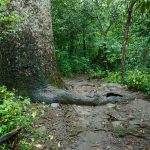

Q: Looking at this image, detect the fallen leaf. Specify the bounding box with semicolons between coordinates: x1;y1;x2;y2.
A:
140;118;144;122
139;129;145;134
125;145;133;150
35;144;42;148
48;134;54;140
58;141;61;148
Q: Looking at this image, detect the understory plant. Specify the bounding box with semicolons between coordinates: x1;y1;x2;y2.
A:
56;49;91;77
0;0;22;38
89;69;107;79
106;69;150;94
0;86;35;149
126;69;150;94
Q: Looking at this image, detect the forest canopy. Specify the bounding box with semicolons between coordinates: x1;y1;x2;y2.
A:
52;0;150;93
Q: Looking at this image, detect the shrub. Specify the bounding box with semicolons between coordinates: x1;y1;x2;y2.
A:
90;69;107;79
107;71;121;83
0;86;34;149
106;70;150;94
71;56;91;73
56;49;91;77
126;70;150;94
56;50;73;77
0;0;21;38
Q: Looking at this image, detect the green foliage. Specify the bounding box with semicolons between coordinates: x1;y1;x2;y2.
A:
106;70;150;94
0;86;34;149
56;50;91;77
112;126;138;137
53;0;149;94
136;0;150;13
71;56;91;73
0;0;21;38
126;70;150;94
56;50;72;77
90;70;107;79
107;71;122;83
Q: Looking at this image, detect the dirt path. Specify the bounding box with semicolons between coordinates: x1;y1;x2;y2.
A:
31;76;150;150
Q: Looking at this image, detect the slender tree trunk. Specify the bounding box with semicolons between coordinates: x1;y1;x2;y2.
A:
121;0;137;82
142;47;149;65
69;32;75;55
81;2;87;57
82;26;86;57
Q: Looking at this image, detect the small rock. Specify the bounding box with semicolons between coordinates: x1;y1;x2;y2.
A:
35;144;43;148
125;145;133;150
129;120;141;128
106;103;116;108
37;125;47;134
51;103;60;108
140;120;150;128
128;115;135;120
112;121;123;127
106;145;111;150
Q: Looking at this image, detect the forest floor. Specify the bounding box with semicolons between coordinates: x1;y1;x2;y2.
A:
30;75;150;150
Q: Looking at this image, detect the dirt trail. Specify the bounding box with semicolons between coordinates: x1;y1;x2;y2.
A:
32;76;150;150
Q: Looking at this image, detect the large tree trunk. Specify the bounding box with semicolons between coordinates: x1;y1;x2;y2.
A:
1;0;64;95
0;0;131;105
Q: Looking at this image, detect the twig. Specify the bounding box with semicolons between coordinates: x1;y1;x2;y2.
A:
0;127;23;150
118;132;149;140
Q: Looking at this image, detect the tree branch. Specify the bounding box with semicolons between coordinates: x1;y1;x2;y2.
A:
0;127;23;144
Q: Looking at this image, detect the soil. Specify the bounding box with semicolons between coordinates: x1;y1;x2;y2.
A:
30;75;150;150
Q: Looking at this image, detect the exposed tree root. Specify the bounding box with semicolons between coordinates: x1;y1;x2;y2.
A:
118;132;150;140
31;85;100;106
31;85;132;106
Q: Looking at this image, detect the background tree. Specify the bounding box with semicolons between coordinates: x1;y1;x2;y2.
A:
52;0;149;93
121;0;138;82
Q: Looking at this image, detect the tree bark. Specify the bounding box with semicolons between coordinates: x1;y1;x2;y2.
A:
82;25;86;57
0;0;64;96
121;0;138;82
